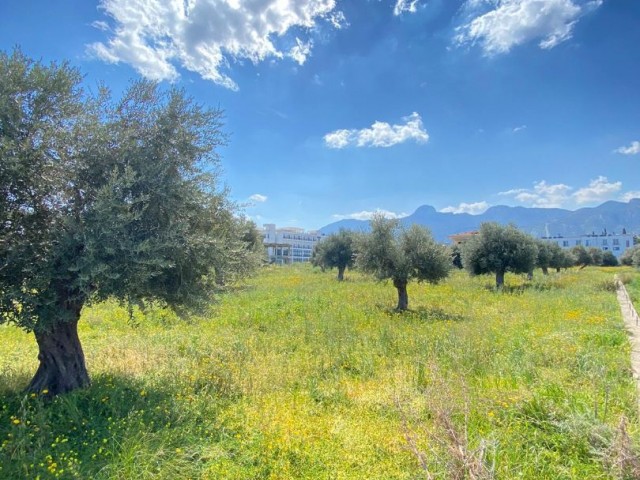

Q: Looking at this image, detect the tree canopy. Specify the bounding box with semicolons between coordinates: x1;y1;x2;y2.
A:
0;50;257;394
356;216;450;310
311;229;356;280
461;223;538;288
570;245;592;269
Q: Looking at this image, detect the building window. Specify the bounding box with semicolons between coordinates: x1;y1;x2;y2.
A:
575;240;581;246
613;239;619;246
585;240;590;246
562;241;569;247
602;239;608;246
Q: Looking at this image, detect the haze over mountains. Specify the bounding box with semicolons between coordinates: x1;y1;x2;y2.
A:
319;199;640;243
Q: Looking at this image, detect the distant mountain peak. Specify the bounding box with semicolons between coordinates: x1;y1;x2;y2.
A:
319;199;640;242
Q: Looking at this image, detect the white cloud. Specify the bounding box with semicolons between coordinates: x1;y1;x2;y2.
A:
329;10;349;29
512;124;527;133
249;193;268;203
455;0;602;56
332;209;408;221
289;38;313;65
500;177;626;208
573;176;622;204
615;141;640;155
621;191;640;202
394;0;419;16
88;0;340;90
440;201;490;215
324;112;429;149
499;180;572;207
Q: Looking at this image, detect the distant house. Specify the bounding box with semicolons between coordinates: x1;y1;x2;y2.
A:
448;231;479;245
541;231;634;258
261;224;326;264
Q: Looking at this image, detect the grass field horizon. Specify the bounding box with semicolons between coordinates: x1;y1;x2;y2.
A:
2;265;640;479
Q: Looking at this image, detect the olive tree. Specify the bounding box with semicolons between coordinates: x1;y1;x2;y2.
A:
621;245;640;266
601;251;618;267
0;51;256;395
549;243;575;272
588;247;604;266
461;223;538;288
571;245;593;269
311;229;356;281
535;240;554;275
356;216;450;311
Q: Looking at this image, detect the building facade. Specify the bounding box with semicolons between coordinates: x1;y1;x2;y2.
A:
262;224;326;264
541;232;634;258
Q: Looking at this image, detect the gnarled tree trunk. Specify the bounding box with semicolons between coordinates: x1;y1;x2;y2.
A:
542;266;549;275
27;308;90;396
337;266;345;281
495;270;505;289
394;279;409;311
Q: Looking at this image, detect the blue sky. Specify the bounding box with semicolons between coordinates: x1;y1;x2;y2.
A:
2;0;639;230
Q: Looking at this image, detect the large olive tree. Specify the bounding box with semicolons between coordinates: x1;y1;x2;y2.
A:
356;216;450;311
0;51;255;395
461;223;538;288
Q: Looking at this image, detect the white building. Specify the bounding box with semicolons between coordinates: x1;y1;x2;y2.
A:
541;231;634;258
262;224;326;264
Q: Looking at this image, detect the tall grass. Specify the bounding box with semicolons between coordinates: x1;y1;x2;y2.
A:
1;266;639;479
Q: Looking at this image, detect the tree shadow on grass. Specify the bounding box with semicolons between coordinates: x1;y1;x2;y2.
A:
381;305;467;322
0;372;235;479
482;280;560;295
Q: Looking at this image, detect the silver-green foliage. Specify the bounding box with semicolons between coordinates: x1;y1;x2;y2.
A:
461;223;538;287
356;215;450;309
0;50;255;333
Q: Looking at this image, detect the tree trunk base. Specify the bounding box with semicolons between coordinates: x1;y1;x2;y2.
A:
394;280;409;311
27;319;90;396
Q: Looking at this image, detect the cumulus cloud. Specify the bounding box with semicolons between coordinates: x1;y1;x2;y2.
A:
499;180;572;207
455;0;602;55
249;193;268;203
88;0;340;90
512;124;527;133
394;0;419;16
500;176;625;208
440;201;490;215
615;141;640;155
621;191;640;202
573;176;622;204
332;209;408;221
324;112;429;149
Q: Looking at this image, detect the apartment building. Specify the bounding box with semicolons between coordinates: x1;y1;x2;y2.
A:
541;231;634;258
262;224;326;264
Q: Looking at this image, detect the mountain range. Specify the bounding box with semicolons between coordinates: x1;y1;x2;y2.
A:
319;199;640;242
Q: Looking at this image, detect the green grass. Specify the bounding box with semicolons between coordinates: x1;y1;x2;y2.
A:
1;266;640;479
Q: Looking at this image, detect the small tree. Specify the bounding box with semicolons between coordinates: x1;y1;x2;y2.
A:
621;245;640;266
461;223;538;289
535;240;554;275
588;247;604;266
311;229;356;280
601;251;619;267
571;245;593;269
549;244;575;272
357;216;450;310
0;51;256;395
450;244;464;269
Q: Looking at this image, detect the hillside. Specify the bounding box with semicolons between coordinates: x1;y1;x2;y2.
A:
320;198;640;242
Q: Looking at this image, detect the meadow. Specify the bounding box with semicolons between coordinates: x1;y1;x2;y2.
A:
1;265;639;479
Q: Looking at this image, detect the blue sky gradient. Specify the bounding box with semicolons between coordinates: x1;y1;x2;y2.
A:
2;0;638;229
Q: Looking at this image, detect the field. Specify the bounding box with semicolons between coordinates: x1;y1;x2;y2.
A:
1;266;640;479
